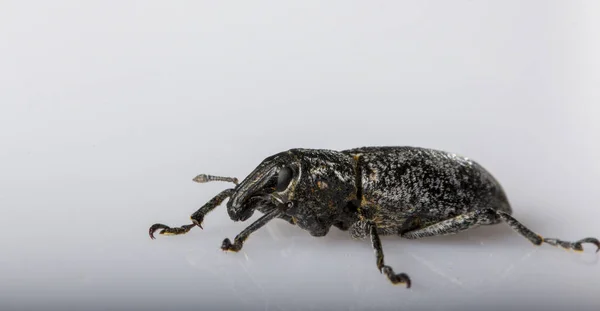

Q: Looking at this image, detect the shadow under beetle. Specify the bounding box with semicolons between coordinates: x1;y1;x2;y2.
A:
149;146;599;288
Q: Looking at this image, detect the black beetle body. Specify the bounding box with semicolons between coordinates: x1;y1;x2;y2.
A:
150;146;598;288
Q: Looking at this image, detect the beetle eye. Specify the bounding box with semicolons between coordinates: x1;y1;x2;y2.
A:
276;166;294;192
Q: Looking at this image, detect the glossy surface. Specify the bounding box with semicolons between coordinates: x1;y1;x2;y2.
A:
1;1;599;310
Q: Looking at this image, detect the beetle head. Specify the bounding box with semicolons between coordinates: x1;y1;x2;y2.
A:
227;149;357;237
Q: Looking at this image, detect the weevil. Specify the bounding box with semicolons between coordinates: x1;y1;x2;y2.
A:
149;146;599;288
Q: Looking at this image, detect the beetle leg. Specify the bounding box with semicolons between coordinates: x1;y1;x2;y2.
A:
149;188;235;239
221;208;282;252
149;223;195;239
496;211;600;253
400;209;496;239
189;188;236;228
366;221;411;288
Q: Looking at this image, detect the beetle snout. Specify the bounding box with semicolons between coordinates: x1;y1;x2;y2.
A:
227;204;254;222
227;191;264;222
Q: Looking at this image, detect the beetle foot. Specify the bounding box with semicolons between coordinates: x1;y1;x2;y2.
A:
543;237;600;252
579;237;600;253
380;265;411;288
573;237;600;252
221;238;242;252
149;223;195;239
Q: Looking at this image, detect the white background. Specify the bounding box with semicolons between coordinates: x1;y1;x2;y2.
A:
1;1;599;310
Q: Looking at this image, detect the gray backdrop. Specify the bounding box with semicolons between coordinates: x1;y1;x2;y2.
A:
1;1;599;310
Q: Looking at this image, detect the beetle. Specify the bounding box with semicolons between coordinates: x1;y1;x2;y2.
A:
149;146;599;288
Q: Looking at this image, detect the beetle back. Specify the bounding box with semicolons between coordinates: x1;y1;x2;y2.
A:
343;147;511;232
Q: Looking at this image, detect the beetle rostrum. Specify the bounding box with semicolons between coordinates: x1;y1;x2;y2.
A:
149;146;599;288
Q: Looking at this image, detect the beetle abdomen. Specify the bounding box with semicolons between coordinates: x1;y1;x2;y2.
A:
344;147;511;222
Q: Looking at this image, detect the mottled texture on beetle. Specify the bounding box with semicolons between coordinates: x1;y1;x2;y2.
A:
149;146;599;288
343;147;511;238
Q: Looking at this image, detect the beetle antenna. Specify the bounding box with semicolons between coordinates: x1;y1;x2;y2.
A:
193;174;239;185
